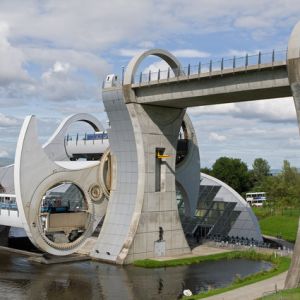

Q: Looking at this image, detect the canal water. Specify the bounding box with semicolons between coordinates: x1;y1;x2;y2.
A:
0;252;272;300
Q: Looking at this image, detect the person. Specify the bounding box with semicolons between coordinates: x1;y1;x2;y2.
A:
159;226;164;241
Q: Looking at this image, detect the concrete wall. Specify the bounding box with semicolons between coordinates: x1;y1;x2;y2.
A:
92;84;191;264
133;64;290;108
0;210;23;228
285;20;300;289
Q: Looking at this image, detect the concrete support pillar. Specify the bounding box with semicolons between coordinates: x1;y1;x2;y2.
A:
285;20;300;289
175;114;200;217
288;20;300;136
125;104;191;263
285;218;300;288
92;87;191;263
92;49;192;263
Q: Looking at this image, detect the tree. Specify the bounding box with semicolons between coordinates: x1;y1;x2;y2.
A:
250;158;271;188
259;160;300;208
211;157;250;194
252;158;270;180
200;167;212;175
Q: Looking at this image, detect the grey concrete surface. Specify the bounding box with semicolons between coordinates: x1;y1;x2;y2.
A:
285;218;300;289
92;83;191;263
132;63;291;108
204;271;287;300
175;114;200;217
285;20;300;289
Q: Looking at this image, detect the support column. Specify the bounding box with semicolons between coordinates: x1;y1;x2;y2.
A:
92;85;191;264
285;20;300;289
285;218;300;288
288;35;300;134
92;49;192;264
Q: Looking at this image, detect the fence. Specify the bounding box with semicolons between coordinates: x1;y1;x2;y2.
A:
127;49;287;84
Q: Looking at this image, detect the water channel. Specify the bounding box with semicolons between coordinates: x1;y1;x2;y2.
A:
0;252;272;300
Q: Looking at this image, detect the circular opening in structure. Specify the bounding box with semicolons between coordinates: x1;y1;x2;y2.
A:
176;186;185;217
39;182;90;246
64;121;109;161
176;121;189;165
133;56;176;84
99;151;112;197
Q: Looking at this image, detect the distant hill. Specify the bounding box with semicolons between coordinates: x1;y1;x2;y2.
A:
270;169;281;176
270;168;300;175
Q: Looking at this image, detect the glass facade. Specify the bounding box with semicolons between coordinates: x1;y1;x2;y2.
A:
177;174;262;248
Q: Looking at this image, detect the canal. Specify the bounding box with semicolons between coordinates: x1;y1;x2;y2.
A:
0;252;272;299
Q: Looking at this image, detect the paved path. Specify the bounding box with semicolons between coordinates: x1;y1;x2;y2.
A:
204;271;287;300
152;245;231;261
263;234;294;250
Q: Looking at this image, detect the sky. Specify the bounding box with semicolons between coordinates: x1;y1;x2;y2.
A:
1;0;300;169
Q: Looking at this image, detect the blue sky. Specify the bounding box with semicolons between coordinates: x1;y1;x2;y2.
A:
1;0;300;168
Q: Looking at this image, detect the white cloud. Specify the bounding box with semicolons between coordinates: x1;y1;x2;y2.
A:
189;103;241;116
42;61;71;79
234;16;269;29
39;61;94;102
171;49;210;58
0;1;156;51
225;49;261;57
236;98;297;122
118;48;146;57
0;0;299;53
209;132;227;142
194;112;300;168
119;48;210;59
143;60;169;72
141;60;175;81
0;150;8;158
138;41;155;48
0;113;18;126
288;137;300;147
24;47;111;77
189;98;296;123
0;21;29;84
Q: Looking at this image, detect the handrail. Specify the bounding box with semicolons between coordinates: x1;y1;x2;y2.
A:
103;49;288;86
132;49;287;84
64;132;109;143
0;193;19;213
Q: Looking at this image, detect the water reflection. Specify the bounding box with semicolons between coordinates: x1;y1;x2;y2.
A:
0;252;272;300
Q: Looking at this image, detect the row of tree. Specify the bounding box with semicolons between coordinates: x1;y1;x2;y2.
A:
201;157;300;208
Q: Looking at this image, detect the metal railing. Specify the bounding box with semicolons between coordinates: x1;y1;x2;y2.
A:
262;285;280;297
0;193;19;216
65;133;109;145
0;203;19;217
123;49;287;85
208;240;293;256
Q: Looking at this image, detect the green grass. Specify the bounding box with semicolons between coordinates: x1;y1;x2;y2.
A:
252;207;300;219
182;255;290;299
252;207;299;243
134;250;276;268
259;216;298;243
134;250;290;300
259;287;300;299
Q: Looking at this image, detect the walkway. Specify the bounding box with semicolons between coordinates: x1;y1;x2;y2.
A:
263;234;294;250
204;271;287;300
152;245;231;261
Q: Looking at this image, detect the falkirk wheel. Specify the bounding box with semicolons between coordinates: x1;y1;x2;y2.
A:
1;20;300;271
0;109;262;262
